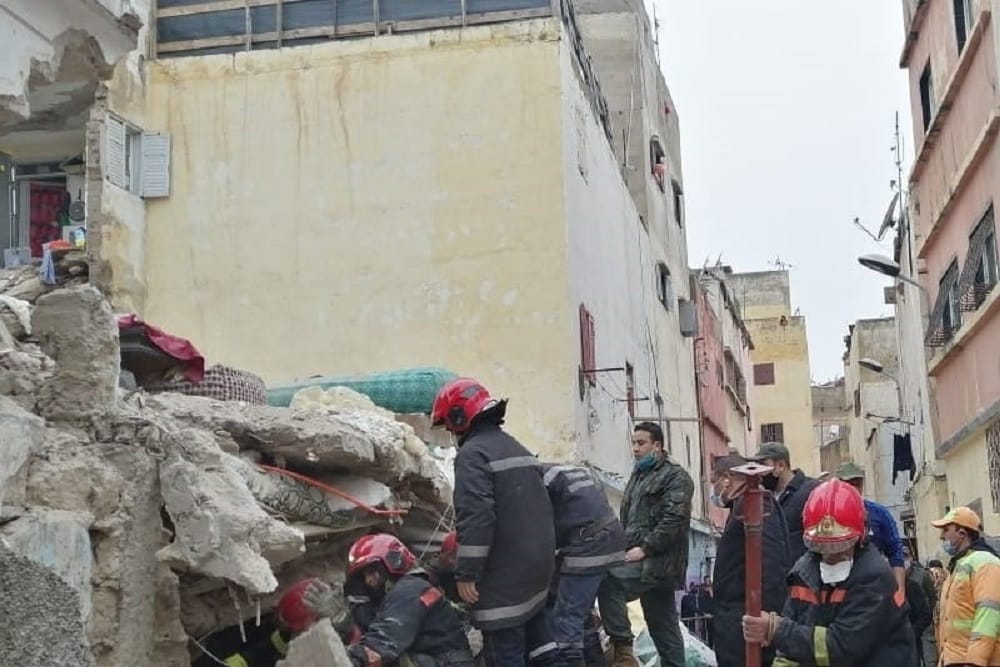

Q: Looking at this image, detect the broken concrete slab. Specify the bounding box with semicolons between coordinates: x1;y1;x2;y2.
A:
142;393;448;505
230;455;394;532
0;396;47;510
0;509;94;621
25;443;126;521
276;618;353;667
0;542;94;667
157;428;304;594
32;286;120;420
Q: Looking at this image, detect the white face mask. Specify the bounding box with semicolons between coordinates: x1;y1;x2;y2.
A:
819;559;854;584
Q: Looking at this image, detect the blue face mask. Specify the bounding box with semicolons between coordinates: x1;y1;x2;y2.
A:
942;540;959;556
634;452;657;472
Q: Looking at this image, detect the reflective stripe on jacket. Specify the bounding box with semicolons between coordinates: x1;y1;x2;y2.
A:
938;545;1000;666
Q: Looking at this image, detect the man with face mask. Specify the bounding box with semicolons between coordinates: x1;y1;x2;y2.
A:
931;506;1000;667
741;478;917;666
597;422;693;667
709;455;789;667
751;442;820;564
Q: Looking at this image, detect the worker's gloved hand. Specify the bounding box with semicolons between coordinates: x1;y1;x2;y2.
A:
303;581;350;631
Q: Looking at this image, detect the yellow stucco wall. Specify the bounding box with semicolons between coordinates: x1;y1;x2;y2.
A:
745;316;817;476
111;20;584;456
945;431;999;535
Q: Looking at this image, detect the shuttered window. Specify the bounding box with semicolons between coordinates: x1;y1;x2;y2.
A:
579;304;596;387
104;114;171;199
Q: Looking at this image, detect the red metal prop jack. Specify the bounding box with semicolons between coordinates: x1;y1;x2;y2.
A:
731;461;773;667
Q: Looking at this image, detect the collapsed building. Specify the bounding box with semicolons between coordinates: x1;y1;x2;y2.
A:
0;262;455;666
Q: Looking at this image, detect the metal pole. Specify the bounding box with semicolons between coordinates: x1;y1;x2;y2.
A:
733;461;772;667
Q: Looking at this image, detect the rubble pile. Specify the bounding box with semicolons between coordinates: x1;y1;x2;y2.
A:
0;275;453;666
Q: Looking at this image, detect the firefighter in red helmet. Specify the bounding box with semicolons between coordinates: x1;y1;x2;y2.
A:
741;479;917;666
191;579;319;667
431;378;555;667
302;533;475;667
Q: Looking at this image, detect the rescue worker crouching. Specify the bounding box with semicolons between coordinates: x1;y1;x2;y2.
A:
741;478;917;666
304;533;476;667
192;579;316;667
531;463;625;667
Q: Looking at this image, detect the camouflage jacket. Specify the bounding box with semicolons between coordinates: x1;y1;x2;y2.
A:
620;455;694;588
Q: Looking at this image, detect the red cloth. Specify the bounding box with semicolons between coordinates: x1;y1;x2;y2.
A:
117;314;205;383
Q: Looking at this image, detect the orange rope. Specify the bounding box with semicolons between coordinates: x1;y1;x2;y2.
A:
256;464;408;517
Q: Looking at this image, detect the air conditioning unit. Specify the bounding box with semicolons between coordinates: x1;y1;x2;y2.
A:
678;299;698;337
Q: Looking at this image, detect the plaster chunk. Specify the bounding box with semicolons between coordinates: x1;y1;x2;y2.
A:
276;618;353;667
157;429;304;594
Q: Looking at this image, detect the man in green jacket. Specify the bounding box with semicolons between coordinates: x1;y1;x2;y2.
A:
597;422;694;667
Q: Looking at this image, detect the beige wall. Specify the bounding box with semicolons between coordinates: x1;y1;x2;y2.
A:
744;316;817;475
108;20;589;458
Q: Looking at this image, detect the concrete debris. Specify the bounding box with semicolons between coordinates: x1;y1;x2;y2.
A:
157;429;305;594
0;287;454;666
0;542;95;667
0;295;32;337
276;618;353;667
0;396;47;510
144;392;453;510
0;509;94;620
32;286;120;421
231;455;394;531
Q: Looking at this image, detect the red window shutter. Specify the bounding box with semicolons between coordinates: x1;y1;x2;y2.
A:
580;305;596;386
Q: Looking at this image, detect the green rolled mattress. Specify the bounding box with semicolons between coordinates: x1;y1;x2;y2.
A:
267;366;458;414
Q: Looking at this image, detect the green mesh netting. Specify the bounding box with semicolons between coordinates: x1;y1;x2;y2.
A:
267;367;458;414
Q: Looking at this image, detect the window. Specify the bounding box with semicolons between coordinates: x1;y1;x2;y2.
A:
671;180;684;227
579;305;596;386
753;363;775;386
650;135;666;192
760;422;784;444
926;261;962;346
104;114;171;198
957;206;997;312
919;62;935;132
942;271;962;335
716;360;725;388
657;263;674;311
954;0;974;52
854;386;862;418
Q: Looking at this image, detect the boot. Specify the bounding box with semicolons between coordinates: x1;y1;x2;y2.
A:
610;641;639;667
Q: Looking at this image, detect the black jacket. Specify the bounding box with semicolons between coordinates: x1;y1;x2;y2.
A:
542;464;626;574
453;422;555;630
775;470;820;564
712;493;790;667
771;542;916;667
905;575;932;639
349;573;472;666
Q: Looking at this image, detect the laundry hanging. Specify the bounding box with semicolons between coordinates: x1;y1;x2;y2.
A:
893;433;917;484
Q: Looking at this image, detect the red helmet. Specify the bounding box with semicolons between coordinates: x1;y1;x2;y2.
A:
277;578;321;633
347;533;416;578
431;377;497;433
440;531;458;557
802;479;866;554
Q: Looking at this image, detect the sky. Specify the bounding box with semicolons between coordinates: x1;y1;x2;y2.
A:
652;0;913;382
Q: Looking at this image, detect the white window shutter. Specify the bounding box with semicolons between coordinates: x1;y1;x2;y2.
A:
105;115;127;188
140;133;171;198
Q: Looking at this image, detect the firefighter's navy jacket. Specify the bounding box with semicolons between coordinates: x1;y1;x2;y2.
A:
771;541;916;667
541;464;626;574
348;573;473;666
454;421;556;631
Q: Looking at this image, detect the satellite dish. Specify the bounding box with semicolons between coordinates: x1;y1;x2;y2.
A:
877;192;900;240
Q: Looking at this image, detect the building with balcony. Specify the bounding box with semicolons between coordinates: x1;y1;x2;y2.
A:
900;0;1000;536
